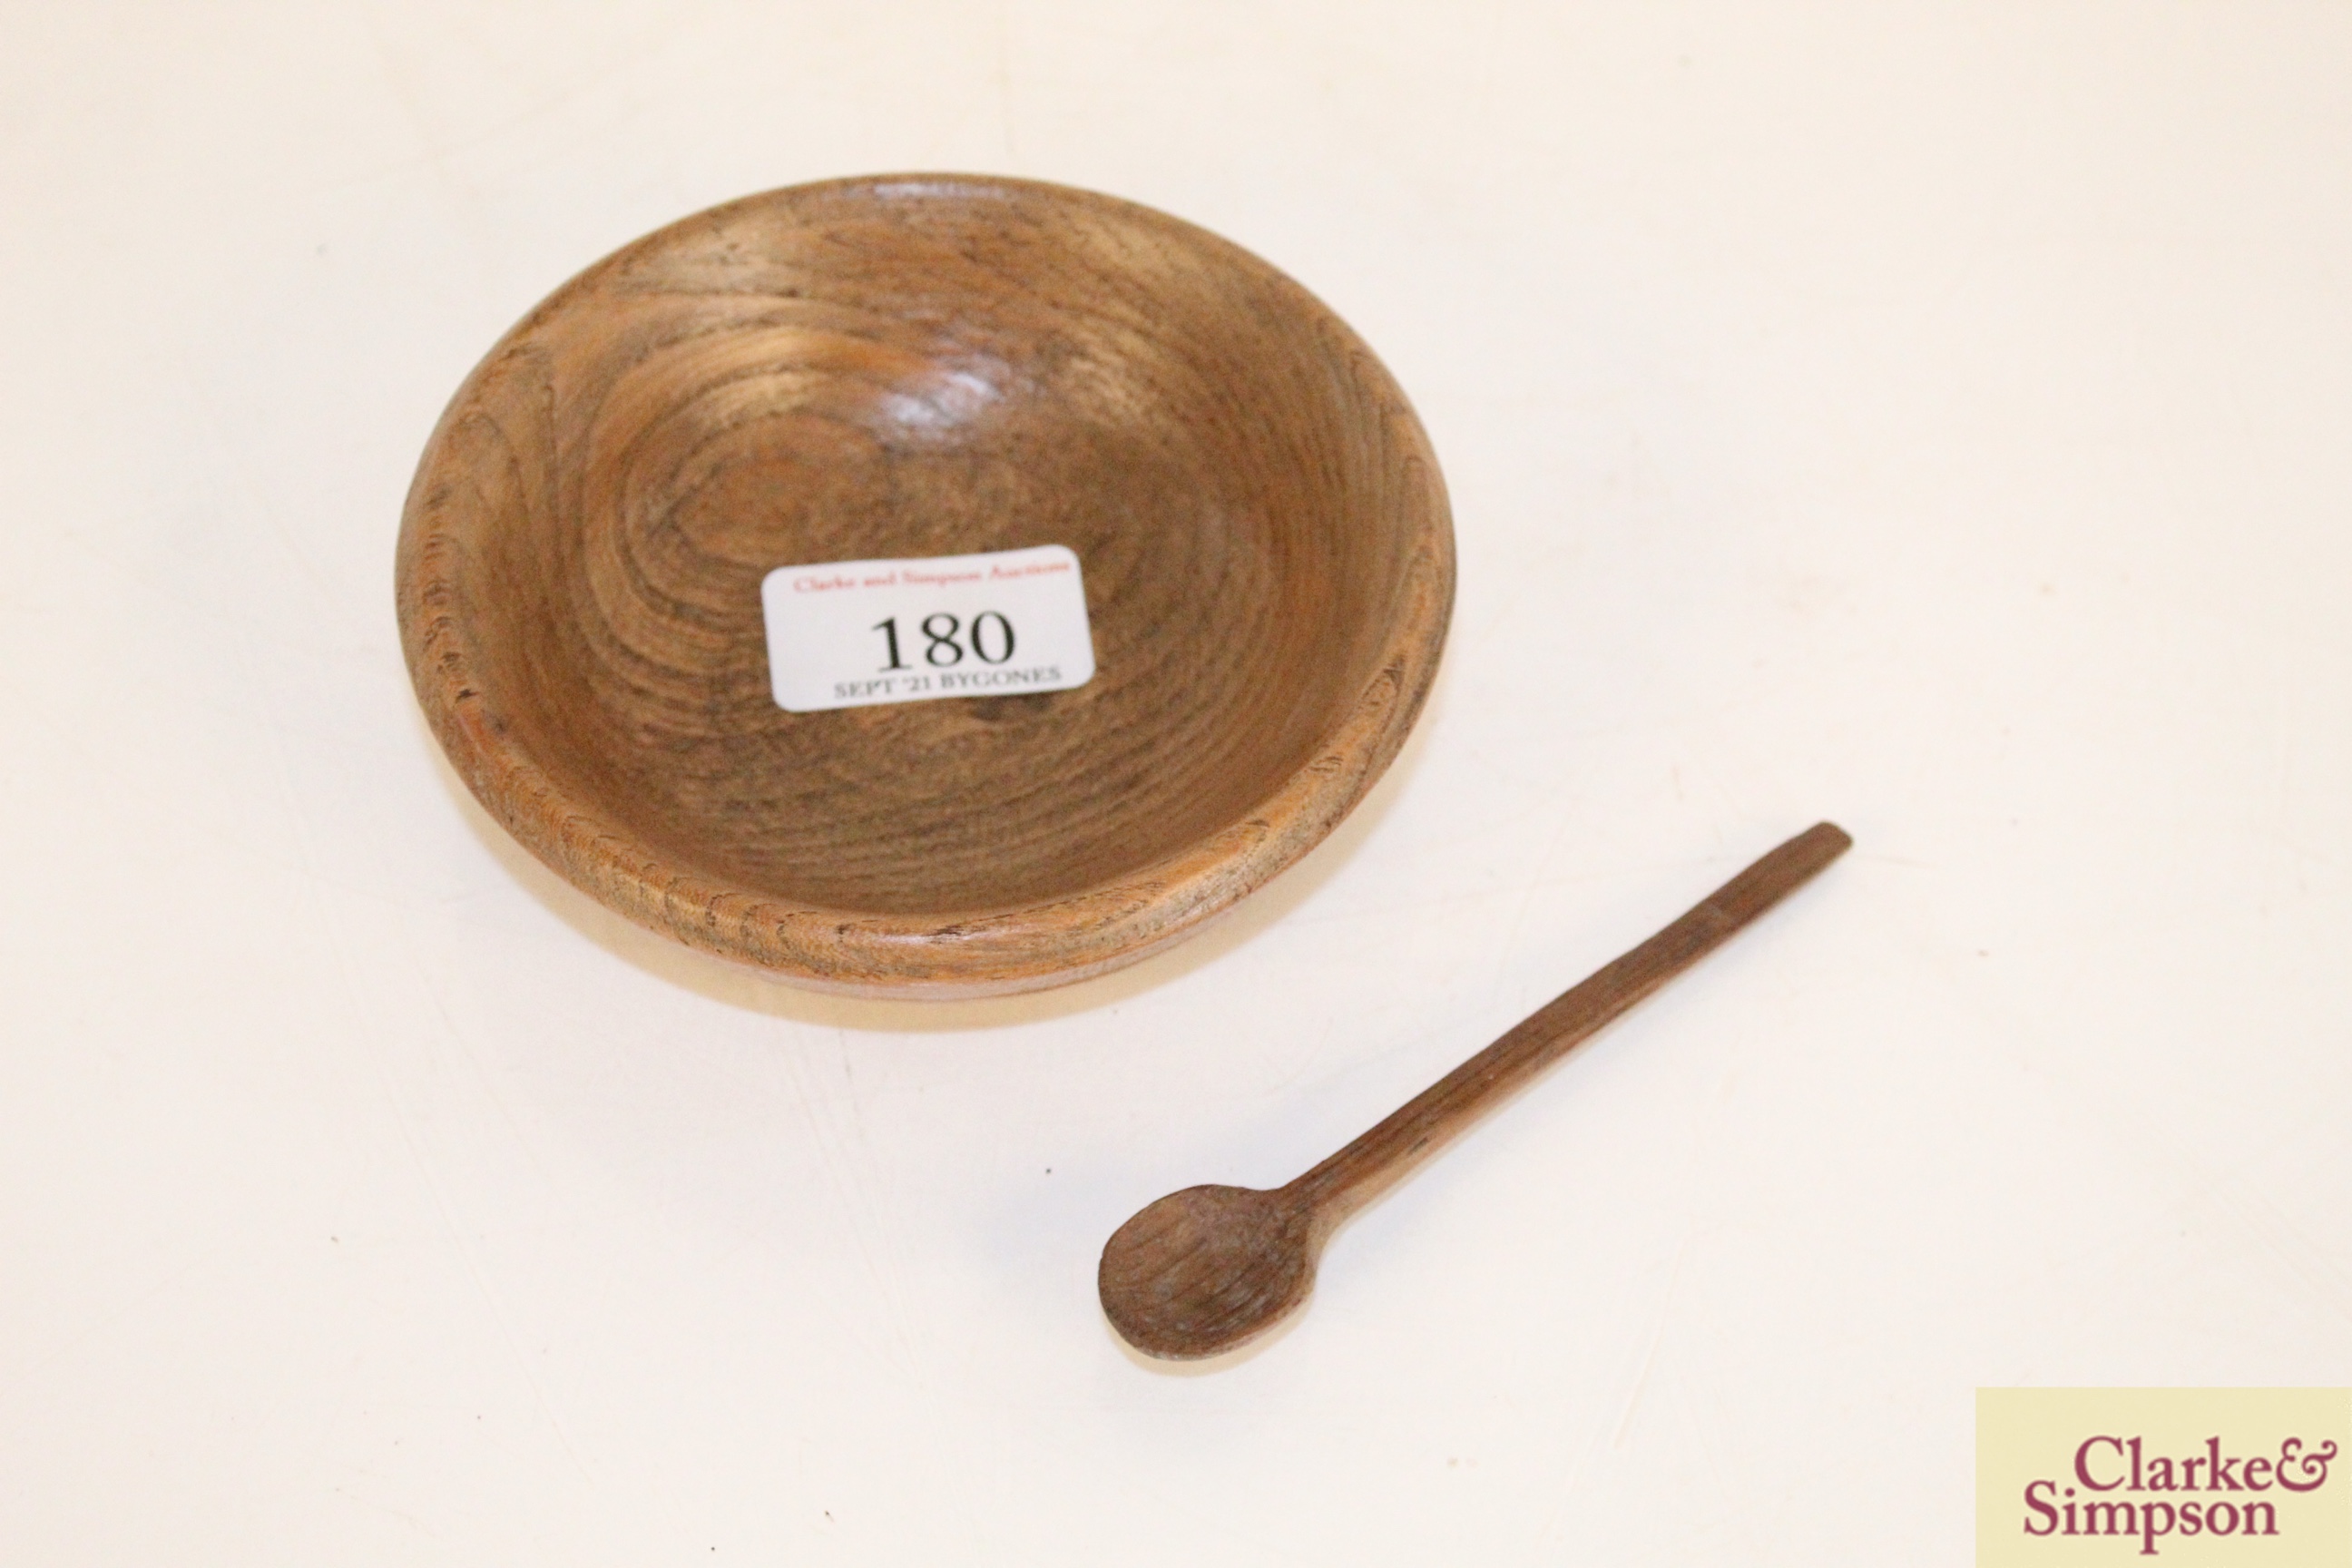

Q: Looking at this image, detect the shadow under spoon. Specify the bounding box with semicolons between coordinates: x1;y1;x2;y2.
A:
1098;820;1853;1360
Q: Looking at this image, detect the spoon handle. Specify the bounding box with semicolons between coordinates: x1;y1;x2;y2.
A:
1289;822;1852;1222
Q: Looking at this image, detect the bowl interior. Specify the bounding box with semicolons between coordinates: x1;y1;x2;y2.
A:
414;176;1443;933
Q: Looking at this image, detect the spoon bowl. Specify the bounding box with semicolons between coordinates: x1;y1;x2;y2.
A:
1098;1184;1319;1359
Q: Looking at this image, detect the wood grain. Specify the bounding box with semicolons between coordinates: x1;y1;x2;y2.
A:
397;175;1454;996
1100;823;1851;1358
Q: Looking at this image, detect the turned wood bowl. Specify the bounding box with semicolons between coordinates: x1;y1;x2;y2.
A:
397;174;1453;997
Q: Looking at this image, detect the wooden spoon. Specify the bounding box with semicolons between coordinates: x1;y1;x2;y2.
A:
1099;821;1852;1359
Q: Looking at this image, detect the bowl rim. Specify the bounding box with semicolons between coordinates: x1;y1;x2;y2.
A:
397;172;1454;999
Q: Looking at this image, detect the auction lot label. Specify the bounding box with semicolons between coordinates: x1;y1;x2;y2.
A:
1979;1388;2347;1565
760;544;1095;713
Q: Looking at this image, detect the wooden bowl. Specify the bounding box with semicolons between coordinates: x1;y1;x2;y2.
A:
397;175;1453;997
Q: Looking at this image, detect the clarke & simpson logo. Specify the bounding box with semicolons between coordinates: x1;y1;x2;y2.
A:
1979;1389;2349;1566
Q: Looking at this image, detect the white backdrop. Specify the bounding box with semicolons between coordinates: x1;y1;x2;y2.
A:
5;5;2348;1563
